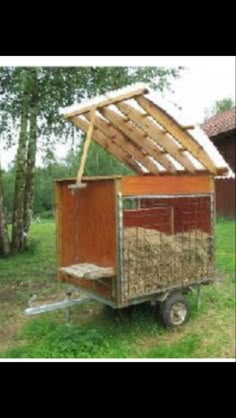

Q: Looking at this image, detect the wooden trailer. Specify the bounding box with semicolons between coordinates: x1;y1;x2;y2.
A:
26;85;234;327
52;85;234;327
56;174;215;310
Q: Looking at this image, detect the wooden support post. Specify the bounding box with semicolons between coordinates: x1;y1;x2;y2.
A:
76;108;96;184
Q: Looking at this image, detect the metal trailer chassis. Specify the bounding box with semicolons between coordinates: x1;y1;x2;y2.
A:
24;281;206;328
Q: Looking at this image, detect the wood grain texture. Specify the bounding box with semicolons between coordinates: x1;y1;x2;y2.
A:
215;178;235;218
136;96;217;175
72;116;142;173
140;196;212;234
122;175;213;196
55;179;118;299
116;101;195;173
64;87;147;118
76;109;96;182
55;183;63;280
124;207;173;234
84;111;160;174
63;275;113;299
59;263;115;280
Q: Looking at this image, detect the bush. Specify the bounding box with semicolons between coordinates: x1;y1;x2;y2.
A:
35;211;54;220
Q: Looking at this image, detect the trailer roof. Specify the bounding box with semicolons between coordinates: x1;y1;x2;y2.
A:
60;83;234;178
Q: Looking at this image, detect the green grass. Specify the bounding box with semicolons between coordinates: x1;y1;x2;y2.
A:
0;220;235;358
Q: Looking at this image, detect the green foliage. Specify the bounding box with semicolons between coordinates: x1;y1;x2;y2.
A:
2;144;134;217
204;97;235;121
0;65;183;252
0;66;183;148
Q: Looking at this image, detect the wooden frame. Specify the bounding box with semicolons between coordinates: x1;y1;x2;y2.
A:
55;175;215;307
72;116;143;173
116;101;197;173
121;175;214;196
64;87;148;119
62;85;230;178
136;96;217;174
83;111;160;174
100;107;176;172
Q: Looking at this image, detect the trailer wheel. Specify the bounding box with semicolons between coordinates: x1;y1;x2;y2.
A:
160;292;190;327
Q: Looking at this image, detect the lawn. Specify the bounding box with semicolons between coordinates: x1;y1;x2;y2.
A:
0;219;235;358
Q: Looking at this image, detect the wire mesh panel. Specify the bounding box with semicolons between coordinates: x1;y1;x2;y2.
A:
122;195;214;300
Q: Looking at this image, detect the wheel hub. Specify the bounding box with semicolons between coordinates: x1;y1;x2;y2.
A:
170;302;187;325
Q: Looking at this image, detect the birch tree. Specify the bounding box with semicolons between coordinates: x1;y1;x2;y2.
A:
0;66;183;255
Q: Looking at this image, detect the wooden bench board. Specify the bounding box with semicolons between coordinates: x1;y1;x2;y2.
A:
59;263;115;280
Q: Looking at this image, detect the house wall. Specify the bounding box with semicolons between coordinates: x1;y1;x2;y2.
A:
212;130;235;218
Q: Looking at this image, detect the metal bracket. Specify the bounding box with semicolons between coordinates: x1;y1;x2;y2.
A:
155;291;170;303
197;285;202;310
24;293;91;318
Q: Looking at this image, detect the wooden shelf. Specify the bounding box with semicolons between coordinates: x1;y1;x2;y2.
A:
59;263;115;280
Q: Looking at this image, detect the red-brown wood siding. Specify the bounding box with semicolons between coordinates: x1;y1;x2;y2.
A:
55;179;118;300
128;196;212;234
212;131;235;218
215;179;235;219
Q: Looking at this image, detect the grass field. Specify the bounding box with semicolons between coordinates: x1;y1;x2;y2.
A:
0;219;235;358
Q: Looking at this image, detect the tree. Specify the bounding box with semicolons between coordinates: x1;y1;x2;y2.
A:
204;97;235;121
0;66;183;255
0;163;10;256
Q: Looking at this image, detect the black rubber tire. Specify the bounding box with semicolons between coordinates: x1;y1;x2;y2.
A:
159;292;190;328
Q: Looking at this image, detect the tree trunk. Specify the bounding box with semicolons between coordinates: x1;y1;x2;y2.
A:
0;164;10;256
11;106;28;253
23;68;38;249
23;108;37;248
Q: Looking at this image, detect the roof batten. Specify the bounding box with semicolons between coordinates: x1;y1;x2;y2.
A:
60;84;233;178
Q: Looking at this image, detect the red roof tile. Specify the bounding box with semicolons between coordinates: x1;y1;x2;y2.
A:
202;108;236;138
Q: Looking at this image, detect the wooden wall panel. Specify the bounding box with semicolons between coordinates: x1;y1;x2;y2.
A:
124;207;173;234
55;179;117;299
122;175;213;196
140;196;212;234
76;180;117;266
63;275;113;299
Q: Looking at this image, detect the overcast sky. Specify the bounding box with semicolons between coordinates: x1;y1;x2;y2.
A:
0;56;235;170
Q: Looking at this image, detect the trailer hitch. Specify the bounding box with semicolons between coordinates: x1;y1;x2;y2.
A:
24;290;91;324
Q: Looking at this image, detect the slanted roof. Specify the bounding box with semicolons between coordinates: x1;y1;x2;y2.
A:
60;84;234;178
202;108;236;138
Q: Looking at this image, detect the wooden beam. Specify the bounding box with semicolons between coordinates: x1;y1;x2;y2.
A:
182;125;195;130
76;108;96;183
72;116;143;174
59;264;115;280
99;107;178;174
115;102;196;173
136;96;217;174
122;175;213;196
64;87;149;119
84;111;159;175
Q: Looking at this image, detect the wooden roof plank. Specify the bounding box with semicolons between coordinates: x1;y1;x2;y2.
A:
115;101;196;173
136;96;218;174
64;87;148;119
99;107;178;174
84;111;160;175
71;116;143;174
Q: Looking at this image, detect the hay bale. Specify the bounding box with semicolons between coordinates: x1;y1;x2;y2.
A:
123;227;214;298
